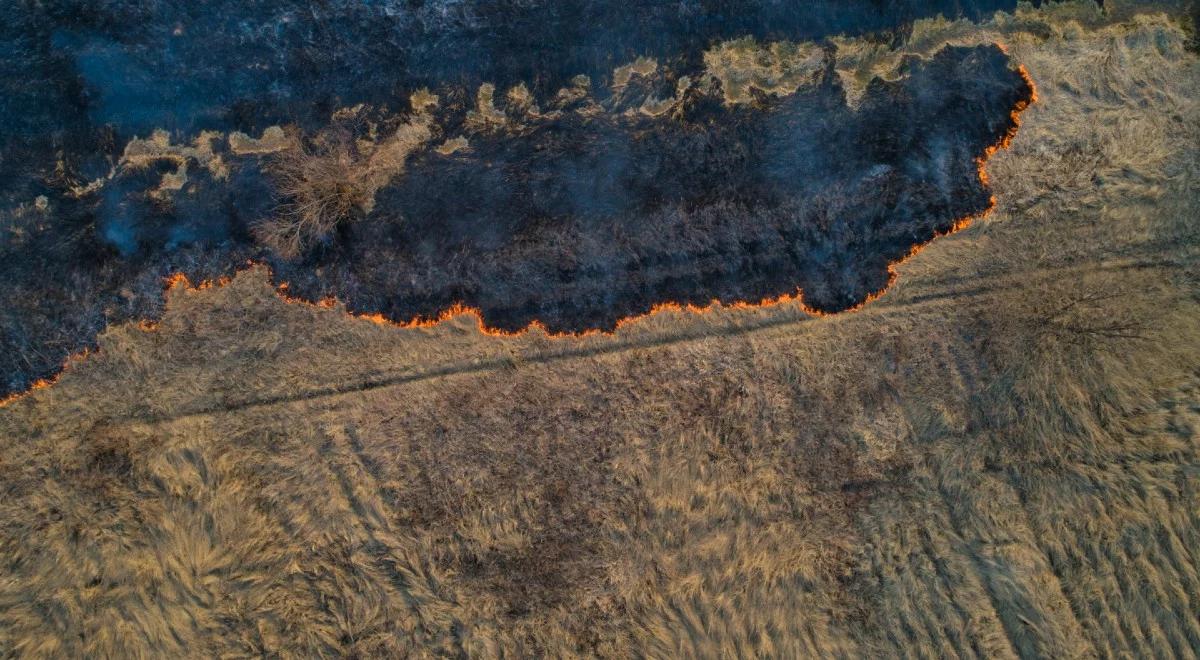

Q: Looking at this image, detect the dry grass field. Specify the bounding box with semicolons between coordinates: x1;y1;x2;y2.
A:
2;2;1199;657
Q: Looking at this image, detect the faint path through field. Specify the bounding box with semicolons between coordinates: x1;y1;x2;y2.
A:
131;255;1184;424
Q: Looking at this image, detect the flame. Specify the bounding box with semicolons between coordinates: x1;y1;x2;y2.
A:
0;349;92;408
166;272;232;291
1;54;1036;408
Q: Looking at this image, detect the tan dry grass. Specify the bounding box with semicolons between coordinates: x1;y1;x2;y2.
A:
1;3;1199;657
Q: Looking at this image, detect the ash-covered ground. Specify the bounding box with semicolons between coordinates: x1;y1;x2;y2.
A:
1;1;1034;396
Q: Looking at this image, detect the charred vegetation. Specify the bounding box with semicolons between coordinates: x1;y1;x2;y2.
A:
0;38;1031;397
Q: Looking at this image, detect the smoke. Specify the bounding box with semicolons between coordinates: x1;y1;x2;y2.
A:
271;45;1029;332
1;0;1034;396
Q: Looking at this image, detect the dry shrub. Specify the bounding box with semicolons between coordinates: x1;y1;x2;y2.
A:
253;103;435;258
253;130;371;258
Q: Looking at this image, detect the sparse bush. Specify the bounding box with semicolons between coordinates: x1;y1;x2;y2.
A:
254;131;371;258
253;106;435;258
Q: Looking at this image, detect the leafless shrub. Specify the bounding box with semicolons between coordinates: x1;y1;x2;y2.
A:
253;105;435;258
254;131;371;258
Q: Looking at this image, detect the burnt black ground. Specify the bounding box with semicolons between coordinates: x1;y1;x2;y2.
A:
1;1;1032;396
279;46;1030;332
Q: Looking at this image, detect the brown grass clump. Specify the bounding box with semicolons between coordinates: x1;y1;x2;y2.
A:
254;131;370;258
254;93;436;258
703;38;826;105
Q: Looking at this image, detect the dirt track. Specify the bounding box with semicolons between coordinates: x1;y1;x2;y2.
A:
122;254;1183;424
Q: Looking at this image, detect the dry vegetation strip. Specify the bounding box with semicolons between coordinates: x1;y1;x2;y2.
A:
1;4;1199;657
97;255;1179;425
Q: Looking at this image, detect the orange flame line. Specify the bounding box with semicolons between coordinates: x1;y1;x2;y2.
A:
1;57;1036;408
0;349;92;408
